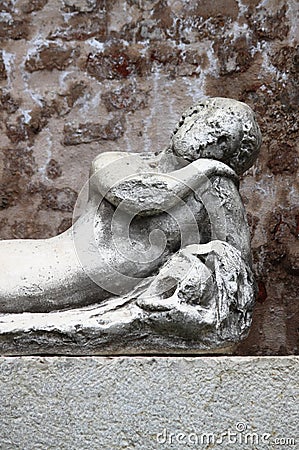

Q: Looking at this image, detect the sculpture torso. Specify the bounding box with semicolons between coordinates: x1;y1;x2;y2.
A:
0;97;262;355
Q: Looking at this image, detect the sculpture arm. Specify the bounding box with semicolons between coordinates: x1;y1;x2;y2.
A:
136;175;255;328
92;154;238;215
200;174;252;262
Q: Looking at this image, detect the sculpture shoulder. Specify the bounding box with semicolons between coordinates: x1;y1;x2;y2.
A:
90;151;129;176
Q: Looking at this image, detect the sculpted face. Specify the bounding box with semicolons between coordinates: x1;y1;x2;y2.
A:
171;97;262;174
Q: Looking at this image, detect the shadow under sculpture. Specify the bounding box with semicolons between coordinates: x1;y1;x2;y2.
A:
0;97;261;355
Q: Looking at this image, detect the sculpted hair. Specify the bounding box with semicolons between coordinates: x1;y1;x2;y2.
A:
171;97;262;175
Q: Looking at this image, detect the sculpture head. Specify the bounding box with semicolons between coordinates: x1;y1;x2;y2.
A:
171;97;262;174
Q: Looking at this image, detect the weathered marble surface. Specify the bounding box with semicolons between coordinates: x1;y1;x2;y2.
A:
0;356;297;449
0;98;261;355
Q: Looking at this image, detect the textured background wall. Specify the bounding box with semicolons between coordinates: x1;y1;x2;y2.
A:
0;0;298;355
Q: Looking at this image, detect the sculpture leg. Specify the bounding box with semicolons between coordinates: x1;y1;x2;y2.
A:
0;230;106;313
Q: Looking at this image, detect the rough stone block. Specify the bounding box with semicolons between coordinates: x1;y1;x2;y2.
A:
0;356;297;449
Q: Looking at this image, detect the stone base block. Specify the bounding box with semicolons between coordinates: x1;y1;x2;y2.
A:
0;356;297;449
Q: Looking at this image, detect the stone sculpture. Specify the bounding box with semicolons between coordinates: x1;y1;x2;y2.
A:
0;97;261;355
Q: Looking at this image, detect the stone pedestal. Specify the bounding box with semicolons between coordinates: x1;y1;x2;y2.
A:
0;356;297;449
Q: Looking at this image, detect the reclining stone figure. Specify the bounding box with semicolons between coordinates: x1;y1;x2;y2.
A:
0;97;261;354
